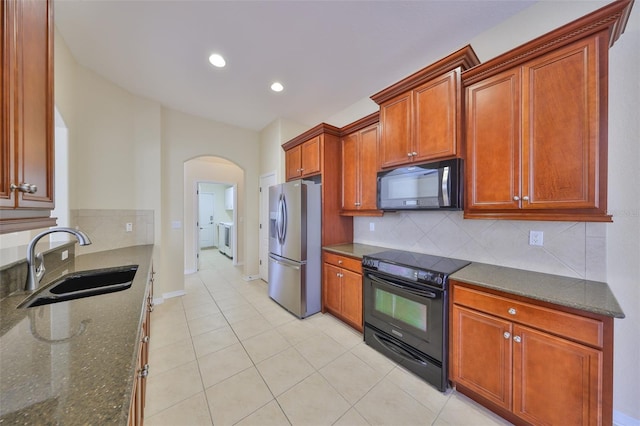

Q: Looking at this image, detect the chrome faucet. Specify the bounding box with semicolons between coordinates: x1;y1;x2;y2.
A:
25;227;92;292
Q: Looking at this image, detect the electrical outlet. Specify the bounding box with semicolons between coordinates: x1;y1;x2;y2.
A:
529;230;544;246
126;223;133;232
369;222;375;231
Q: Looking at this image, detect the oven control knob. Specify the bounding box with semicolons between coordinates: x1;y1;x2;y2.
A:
435;276;443;285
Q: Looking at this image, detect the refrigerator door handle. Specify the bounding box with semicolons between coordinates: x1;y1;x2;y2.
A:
276;194;284;243
281;194;287;244
269;256;301;270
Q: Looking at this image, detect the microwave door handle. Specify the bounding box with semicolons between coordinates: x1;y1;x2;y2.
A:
367;274;437;299
441;166;450;207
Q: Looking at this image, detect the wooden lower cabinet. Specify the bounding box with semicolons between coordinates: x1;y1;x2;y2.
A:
322;251;363;332
129;266;154;425
450;282;611;426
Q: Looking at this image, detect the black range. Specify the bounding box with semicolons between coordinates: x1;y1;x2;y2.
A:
362;249;470;391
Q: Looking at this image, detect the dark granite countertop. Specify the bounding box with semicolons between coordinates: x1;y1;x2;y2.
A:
0;245;154;425
451;262;625;319
322;243;390;259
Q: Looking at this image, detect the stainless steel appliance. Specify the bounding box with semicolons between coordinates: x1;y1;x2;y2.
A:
268;180;321;318
377;159;462;210
362;250;470;391
218;222;233;258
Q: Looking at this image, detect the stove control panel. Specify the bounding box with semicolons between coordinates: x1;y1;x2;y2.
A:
362;257;447;287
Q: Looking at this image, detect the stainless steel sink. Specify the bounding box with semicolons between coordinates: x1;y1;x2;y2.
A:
17;265;138;309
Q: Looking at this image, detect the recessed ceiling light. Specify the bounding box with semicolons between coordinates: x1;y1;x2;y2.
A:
271;82;284;92
208;53;226;68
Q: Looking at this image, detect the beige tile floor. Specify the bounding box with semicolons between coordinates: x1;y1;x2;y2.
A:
145;249;512;426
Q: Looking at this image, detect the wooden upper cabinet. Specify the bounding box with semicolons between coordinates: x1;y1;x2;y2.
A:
285;135;321;181
379;92;412;167
301;135;321;176
373;46;480;169
1;0;55;233
463;0;635;222
466;69;522;211
340;113;381;216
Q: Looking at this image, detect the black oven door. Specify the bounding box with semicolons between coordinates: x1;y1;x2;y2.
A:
363;271;445;363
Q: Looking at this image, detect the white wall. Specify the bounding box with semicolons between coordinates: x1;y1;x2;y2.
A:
606;2;640;422
161;108;260;295
259;118;309;183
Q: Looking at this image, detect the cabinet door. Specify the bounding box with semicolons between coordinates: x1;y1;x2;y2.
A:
341;133;358;210
340;268;362;329
0;0;14;207
301;136;321;176
285;145;302;181
358;124;379;211
15;0;54;209
414;71;457;161
466;69;521;210
522;37;599;210
323;263;342;314
451;305;513;410
380;92;413;168
512;325;602;425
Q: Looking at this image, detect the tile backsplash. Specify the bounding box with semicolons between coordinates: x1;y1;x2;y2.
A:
70;209;154;254
354;211;606;281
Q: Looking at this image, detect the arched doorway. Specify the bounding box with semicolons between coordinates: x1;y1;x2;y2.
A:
183;156;244;273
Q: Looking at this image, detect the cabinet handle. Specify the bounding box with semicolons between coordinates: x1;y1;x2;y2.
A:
503;332;511;339
508;308;517;315
522;196;529;201
10;183;38;194
513;196;520;201
354;202;361;206
513;336;522;343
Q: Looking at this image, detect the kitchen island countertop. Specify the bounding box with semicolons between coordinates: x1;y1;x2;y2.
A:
0;244;154;425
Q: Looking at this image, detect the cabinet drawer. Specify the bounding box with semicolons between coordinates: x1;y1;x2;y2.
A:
453;285;603;348
323;252;362;274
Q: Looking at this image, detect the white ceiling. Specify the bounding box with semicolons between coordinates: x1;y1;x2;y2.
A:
54;0;537;131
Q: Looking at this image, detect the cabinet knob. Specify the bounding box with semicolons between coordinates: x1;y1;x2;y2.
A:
354;202;361;206
522;196;529;201
508;308;517;315
503;332;511;339
407;153;412;157
513;336;522;343
411;152;417;157
338;260;343;264
513;196;520;201
142;335;150;343
139;364;150;378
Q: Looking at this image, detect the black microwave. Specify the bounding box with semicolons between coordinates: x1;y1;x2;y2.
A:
377;159;463;210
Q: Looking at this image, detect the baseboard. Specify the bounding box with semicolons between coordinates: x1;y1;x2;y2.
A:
614;410;640;426
162;290;186;300
243;274;260;281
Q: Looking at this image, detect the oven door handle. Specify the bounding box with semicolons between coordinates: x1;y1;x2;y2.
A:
373;331;428;366
367;274;438;299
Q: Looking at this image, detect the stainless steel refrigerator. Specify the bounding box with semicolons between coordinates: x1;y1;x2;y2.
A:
268;180;321;318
